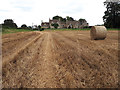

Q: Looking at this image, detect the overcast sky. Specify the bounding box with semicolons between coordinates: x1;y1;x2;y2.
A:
0;0;106;27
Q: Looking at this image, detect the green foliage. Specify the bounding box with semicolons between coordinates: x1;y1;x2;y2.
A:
53;15;77;22
44;28;120;31
45;28;91;31
52;16;87;23
53;15;62;20
2;28;34;34
51;23;59;29
61;18;66;22
79;18;86;22
38;25;41;30
107;28;120;30
53;15;66;22
40;28;44;31
28;26;32;29
66;16;74;21
83;26;89;29
103;1;120;28
2;19;17;29
21;24;27;29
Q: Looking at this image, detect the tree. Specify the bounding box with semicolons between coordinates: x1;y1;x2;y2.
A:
79;18;86;22
103;1;120;28
53;16;75;21
53;15;62;20
51;23;59;29
62;18;66;22
66;16;74;21
28;26;32;29
4;19;14;24
52;15;66;22
38;25;41;30
21;24;27;29
2;19;17;28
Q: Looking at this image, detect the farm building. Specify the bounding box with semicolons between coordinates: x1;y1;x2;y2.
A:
41;18;89;29
41;22;50;29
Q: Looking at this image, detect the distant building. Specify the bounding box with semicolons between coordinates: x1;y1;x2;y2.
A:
41;18;89;29
32;25;38;29
41;22;50;29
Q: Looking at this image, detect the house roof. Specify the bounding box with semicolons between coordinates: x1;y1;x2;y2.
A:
41;22;49;26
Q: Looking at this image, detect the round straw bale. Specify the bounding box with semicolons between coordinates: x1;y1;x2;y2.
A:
90;26;107;40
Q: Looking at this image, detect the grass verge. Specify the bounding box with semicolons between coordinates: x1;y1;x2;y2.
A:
107;28;120;30
45;28;91;31
45;28;120;31
2;28;120;34
2;29;36;34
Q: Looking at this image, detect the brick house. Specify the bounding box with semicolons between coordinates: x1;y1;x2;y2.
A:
41;18;89;29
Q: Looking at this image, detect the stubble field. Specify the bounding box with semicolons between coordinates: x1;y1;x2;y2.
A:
2;30;119;88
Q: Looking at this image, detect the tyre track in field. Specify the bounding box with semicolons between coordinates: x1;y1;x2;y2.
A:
52;32;96;88
51;33;83;88
32;32;61;88
2;32;42;66
2;32;40;61
51;31;118;88
2;31;118;88
2;32;45;88
3;32;61;88
59;31;118;67
2;32;35;43
58;31;118;63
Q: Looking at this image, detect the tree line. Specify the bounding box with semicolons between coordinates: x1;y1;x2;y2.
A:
2;16;87;30
2;19;41;30
50;16;87;29
52;16;86;23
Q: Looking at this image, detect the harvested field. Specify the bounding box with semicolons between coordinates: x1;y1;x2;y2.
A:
2;30;119;88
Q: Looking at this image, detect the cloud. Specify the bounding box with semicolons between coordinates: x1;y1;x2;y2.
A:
0;9;10;12
10;0;34;12
15;6;32;12
0;0;106;27
62;5;83;14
